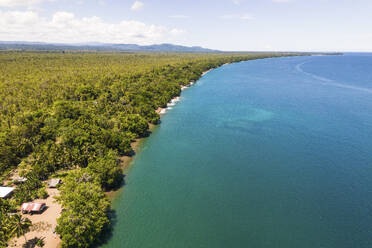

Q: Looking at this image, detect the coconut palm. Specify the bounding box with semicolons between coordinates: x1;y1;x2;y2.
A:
8;214;32;243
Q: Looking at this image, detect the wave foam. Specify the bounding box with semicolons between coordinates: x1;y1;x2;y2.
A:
295;61;372;94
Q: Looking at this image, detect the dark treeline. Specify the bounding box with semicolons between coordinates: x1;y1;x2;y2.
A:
0;51;300;247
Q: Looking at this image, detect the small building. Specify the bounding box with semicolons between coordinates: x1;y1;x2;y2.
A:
13;176;27;184
21;202;46;214
48;178;61;188
0;187;15;199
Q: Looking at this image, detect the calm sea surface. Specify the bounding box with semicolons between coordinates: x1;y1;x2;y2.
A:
101;54;372;248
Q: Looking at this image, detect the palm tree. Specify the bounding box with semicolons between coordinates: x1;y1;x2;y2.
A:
1;200;13;244
9;214;32;243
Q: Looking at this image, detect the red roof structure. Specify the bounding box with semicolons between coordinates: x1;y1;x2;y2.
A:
21;202;46;214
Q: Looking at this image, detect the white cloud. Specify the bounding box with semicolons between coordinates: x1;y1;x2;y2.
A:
0;10;185;44
131;1;144;11
0;0;52;7
170;28;185;35
169;15;190;19
0;10;39;24
221;14;253;20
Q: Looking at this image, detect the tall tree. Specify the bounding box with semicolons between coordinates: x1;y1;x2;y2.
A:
9;214;32;243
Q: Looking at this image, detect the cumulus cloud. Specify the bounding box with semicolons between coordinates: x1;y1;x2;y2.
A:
0;10;184;44
131;1;144;11
0;0;52;7
169;28;185;35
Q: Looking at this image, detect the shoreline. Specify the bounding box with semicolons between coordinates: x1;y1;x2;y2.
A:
105;62;239;200
152;64;233;118
34;56;303;247
106;62;237;199
106;66;217;200
2;53;310;248
106;123;156;199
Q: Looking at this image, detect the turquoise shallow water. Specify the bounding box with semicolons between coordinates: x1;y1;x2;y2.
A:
101;54;372;248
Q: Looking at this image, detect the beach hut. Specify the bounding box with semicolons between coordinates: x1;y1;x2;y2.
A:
0;187;15;199
13;176;27;184
21;202;46;214
48;178;61;188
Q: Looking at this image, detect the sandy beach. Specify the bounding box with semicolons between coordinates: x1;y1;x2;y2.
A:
202;69;212;76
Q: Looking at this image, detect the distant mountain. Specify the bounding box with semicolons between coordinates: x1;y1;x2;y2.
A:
0;41;219;52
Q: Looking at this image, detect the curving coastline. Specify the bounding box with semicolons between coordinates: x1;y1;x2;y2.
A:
114;67;216;182
100;53;370;248
116;63;227;171
106;54;309;199
1;53;309;248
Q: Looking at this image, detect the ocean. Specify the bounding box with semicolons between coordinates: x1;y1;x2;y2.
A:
101;54;372;248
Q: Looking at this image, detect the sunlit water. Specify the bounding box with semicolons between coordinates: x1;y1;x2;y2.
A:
101;54;372;248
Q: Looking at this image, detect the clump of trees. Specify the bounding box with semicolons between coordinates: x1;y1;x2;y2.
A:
0;51;296;247
56;170;110;248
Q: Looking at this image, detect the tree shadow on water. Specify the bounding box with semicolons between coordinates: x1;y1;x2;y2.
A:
109;174;126;191
92;209;118;247
94;125;156;246
96;174;126;247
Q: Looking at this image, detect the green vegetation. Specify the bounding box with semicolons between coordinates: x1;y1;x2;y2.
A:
7;214;32;243
0;199;32;247
0;51;300;247
56;169;110;247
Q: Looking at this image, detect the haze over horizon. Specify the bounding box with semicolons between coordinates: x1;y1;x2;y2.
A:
0;0;371;52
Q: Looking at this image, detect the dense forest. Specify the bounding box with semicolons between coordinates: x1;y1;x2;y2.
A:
0;51;300;247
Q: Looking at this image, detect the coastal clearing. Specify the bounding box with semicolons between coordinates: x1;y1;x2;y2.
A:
9;188;61;248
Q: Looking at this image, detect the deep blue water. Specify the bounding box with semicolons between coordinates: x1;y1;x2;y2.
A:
101;54;372;248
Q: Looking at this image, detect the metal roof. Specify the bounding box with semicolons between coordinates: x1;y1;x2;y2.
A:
0;187;15;198
48;178;61;188
21;202;46;212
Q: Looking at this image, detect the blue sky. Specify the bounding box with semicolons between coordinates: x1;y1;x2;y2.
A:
0;0;371;51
